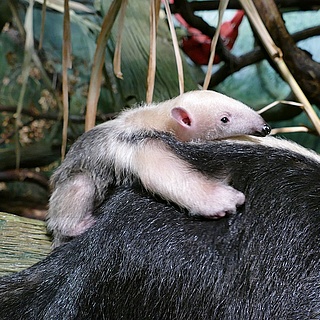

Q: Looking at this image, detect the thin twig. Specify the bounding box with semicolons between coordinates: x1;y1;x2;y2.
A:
271;126;314;135
15;0;34;169
0;105;117;123
146;0;160;103
61;0;72;160
39;0;47;50
85;0;122;131
0;169;49;190
8;0;25;38
258;100;304;114
202;0;229;90
163;0;184;95
113;0;128;79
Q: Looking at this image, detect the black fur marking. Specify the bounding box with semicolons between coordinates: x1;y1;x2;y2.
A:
1;137;320;319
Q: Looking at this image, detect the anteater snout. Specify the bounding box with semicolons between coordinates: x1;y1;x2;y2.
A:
254;123;271;137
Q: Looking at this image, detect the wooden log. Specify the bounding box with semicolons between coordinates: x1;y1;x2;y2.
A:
0;212;51;277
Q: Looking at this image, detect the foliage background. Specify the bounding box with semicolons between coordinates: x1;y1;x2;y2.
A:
0;0;319;217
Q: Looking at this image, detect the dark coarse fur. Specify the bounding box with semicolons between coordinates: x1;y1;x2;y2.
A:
1;135;320;319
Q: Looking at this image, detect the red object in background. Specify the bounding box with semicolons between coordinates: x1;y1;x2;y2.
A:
179;10;245;65
182;33;218;65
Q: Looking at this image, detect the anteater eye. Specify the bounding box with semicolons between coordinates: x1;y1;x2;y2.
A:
221;117;229;123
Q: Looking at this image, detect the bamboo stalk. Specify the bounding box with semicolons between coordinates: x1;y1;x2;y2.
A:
203;0;229;90
271;126;312;134
113;0;128;79
61;0;72;159
163;0;184;95
85;0;122;132
146;0;160;103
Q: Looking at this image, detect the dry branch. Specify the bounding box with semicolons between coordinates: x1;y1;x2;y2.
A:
0;169;49;189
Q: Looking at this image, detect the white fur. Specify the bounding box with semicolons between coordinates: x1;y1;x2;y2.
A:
48;90;270;246
133;141;245;217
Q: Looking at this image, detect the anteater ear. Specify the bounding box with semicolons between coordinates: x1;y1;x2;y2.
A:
171;107;193;128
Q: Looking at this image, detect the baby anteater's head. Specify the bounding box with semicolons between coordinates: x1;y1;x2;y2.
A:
167;90;271;141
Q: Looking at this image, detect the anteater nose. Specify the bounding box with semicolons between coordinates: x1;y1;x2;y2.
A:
261;123;271;136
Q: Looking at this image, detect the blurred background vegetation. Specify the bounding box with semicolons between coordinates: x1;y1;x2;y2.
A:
0;0;319;219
